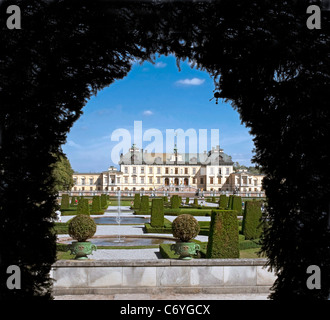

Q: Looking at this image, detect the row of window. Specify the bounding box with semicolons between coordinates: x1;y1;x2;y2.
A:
123;167;231;175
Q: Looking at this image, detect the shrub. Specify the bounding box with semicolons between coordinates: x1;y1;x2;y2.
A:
218;194;228;209
163;196;168;203
212;196;216;202
70;196;76;207
242;200;263;240
150;198;164;227
139;195;149;213
91;196;102;214
77;198;90;215
68;215;96;242
193;198;198;207
134;193;141;209
231;196;242;214
185;197;190;205
206;210;239;258
170;195;180;209
60;194;70;210
172;214;200;242
100;194;108;209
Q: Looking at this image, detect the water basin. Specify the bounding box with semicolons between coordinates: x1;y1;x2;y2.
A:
92;216;150;225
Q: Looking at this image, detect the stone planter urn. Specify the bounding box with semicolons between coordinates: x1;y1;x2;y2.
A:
68;241;97;260
171;241;200;260
68;215;97;260
171;214;201;260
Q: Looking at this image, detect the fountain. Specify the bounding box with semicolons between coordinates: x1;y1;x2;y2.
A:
114;190;125;243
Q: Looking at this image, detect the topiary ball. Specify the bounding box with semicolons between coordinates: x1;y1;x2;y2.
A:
172;214;200;242
68;215;97;242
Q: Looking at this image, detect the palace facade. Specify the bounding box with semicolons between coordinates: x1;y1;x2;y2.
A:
71;145;265;195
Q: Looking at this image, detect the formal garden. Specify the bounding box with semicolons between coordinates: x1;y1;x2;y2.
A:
54;193;266;261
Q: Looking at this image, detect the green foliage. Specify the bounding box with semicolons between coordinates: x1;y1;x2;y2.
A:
68;215;97;242
150;198;164;227
206;210;239;258
51;152;74;192
60;194;70;210
139;195;149;214
228;195;233;210
70;196;76;207
193;198;198;207
172;214;200;242
100;194;108;209
231;196;242;214
91;196;102;214
242;200;263;240
77;198;90;215
212;196;216;202
163;196;168;203
170;195;180;209
134;193;141;209
219;195;228;209
185;197;190;205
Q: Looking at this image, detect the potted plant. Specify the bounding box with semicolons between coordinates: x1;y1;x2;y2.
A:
171;214;200;260
67;215;97;259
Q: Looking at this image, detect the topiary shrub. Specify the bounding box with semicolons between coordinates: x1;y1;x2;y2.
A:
91;196;102;214
206;210;239;258
193;198;198;207
60;194;70;210
212;196;216;202
100;194;108;209
231;195;242;214
172;214;200;242
218;194;228;209
242;200;263;240
185;197;190;205
70;196;76;207
170;195;180;209
139;195;149;214
77;198;90;215
68;214;97;242
228;195;234;209
134;193;141;209
150;198;164;227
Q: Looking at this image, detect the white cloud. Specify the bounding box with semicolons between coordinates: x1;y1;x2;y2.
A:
143;110;153;116
175;78;205;86
67;140;81;148
155;62;167;68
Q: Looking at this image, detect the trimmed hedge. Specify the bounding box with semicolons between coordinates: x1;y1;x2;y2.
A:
150;198;164;227
193;198;198;206
206;210;239;258
228;195;234;209
218;194;228;209
100;194;108;209
139;195;149;214
70;196;76;207
61;194;70;210
134;193;141;209
77;198;90;215
185;197;190;205
231;196;242;214
242;200;263;240
170;195;180;209
91;196;102;214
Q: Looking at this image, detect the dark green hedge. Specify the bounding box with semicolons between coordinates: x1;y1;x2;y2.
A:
134;193;141;209
61;194;70;210
91;196;102;214
101;194;108;209
77;198;90;215
231;196;242;214
170;195;180;209
206;210;239;258
219;194;228;209
70;196;76;207
150;198;164;227
242;200;263;240
139;195;149;214
185;197;190;205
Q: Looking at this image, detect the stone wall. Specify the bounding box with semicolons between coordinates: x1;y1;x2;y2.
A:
52;259;276;296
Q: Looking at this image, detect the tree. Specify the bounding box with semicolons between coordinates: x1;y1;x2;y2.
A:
51;152;74;192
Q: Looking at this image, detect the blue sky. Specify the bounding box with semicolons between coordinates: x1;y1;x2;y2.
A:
62;54;255;173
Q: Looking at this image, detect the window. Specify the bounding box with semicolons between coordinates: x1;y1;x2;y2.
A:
193;178;196;184
90;178;93;185
165;167;169;174
125;177;128;184
133;167;136;174
218;178;221;184
175;168;178;174
141;177;144;184
141;167;145;174
81;178;85;185
184;168;188;174
132;177;136;184
149;177;152;184
200;178;204;184
73;177;77;185
157;167;161;174
180;168;183;174
157;178;160;184
219;168;222;174
74;187;77;191
226;167;229;175
210;177;214;184
90;187;93;191
193;168;196;174
124;167;128;174
254;180;257;186
149;167;153;174
117;178;120;184
82;187;85;191
249;178;252;185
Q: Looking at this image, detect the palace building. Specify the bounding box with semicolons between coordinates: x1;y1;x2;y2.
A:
71;145;265;194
